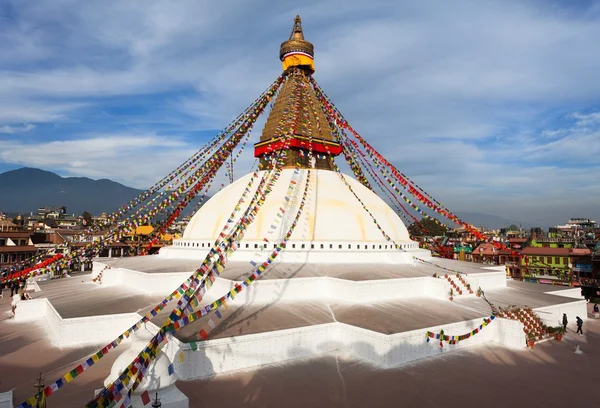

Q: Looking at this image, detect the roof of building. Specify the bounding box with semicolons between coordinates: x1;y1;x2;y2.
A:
520;247;591;256
472;243;498;256
0;245;37;253
508;238;528;244
0;231;32;239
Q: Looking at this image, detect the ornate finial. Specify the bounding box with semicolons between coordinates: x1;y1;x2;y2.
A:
280;15;315;73
290;15;304;41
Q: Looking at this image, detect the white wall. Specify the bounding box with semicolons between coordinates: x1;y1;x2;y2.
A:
534;301;588;328
15;298;146;347
160;243;429;265
544;288;582;300
177;314;524;380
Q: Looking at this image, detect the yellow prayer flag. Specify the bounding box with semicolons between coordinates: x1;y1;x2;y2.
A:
179;352;185;363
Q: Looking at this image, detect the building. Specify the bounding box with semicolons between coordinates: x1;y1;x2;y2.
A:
518;246;593;286
0;231;38;271
26;206;82;230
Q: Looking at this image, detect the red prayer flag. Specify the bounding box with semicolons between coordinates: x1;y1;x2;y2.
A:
141;390;151;405
199;329;209;340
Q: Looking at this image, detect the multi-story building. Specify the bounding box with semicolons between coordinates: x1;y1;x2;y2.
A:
0;231;38;271
517;246;593;287
26;206;82;230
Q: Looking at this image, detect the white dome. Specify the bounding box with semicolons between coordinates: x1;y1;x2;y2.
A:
105;342;176;393
184;169;412;243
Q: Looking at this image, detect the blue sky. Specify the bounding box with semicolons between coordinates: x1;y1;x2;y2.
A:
0;0;599;226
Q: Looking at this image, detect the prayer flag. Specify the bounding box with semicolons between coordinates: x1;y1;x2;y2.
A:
199;329;209;340
141;390;151;405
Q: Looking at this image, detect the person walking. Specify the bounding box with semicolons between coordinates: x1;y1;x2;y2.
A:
576;316;583;335
562;313;568;332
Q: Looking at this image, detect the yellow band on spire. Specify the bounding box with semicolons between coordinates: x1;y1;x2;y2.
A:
282;54;315;72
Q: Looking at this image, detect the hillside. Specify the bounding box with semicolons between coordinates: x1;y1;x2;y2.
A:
0;168;144;215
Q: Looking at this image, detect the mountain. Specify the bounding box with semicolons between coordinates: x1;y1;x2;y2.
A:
454;211;528;230
0;168;144;215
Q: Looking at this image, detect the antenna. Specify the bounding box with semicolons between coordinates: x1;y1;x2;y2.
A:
151;392;162;408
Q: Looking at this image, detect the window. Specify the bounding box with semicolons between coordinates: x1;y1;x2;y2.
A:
563;257;568;265
555;257;559;264
311;244;314;249
339;245;342;249
348;244;351;249
329;244;333;249
372;245;375;249
379;245;382;249
292;244;296;249
254;244;258;249
547;257;551;264
301;244;305;249
320;244;324;249
245;244;249;248
202;243;205;248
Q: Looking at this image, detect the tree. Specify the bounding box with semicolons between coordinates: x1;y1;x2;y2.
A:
508;224;519;231
82;211;93;227
408;218;447;237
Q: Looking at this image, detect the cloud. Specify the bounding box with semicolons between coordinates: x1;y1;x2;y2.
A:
0;134;195;187
571;111;600;127
0;123;35;134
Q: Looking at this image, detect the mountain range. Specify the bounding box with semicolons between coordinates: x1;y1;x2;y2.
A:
0;168;143;215
0;167;521;228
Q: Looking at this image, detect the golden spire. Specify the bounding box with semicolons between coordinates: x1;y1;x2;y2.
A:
253;16;342;171
280;15;315;73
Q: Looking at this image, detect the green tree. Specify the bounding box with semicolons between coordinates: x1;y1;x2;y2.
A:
82;211;93;227
408;218;447;237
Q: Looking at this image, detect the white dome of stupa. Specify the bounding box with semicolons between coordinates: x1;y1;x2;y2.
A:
183;168;411;243
160;169;426;264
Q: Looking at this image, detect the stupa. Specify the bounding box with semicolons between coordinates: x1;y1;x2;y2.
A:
10;16;587;408
160;15;422;265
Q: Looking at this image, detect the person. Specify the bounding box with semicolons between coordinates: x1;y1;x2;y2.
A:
576;316;583;335
11;293;20;316
594;304;599;314
562;313;568;332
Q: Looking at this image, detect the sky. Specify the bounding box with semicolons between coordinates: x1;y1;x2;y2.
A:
0;0;599;227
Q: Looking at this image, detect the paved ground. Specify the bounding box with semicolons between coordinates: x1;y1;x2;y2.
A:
152;297;489;342
179;303;600;408
32;273;165;318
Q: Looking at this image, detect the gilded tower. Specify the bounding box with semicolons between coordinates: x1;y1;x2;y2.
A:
254;15;342;170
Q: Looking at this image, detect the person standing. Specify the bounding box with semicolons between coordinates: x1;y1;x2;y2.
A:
576;316;583;335
562;313;568;332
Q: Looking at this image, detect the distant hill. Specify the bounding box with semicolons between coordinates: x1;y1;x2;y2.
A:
454;211;527;230
0;168;144;215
